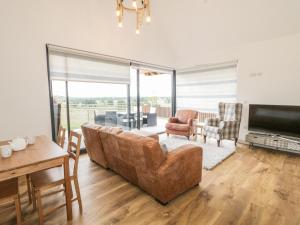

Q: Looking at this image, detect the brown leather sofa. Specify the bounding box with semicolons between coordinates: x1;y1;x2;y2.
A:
81;123;203;204
165;109;198;139
81;124;123;168
81;123;107;168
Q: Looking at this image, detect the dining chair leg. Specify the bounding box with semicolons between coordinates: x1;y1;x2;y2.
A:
63;183;73;199
14;195;22;225
26;174;32;204
36;189;44;225
32;187;37;210
74;177;83;213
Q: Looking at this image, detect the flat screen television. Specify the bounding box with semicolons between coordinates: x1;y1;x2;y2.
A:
248;104;300;138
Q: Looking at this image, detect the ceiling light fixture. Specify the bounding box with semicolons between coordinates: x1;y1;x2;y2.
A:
116;0;151;34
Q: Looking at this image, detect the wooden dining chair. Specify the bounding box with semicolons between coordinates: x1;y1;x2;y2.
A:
26;126;66;203
57;126;66;149
30;131;82;225
0;178;22;225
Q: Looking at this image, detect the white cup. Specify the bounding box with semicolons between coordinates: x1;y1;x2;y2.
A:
27;136;36;145
1;145;12;158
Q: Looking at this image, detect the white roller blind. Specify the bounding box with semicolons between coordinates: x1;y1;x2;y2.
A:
48;46;130;84
176;64;237;113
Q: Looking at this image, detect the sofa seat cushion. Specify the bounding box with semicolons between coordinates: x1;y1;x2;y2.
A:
166;123;190;131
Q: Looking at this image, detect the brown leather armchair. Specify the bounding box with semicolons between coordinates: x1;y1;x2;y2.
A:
166;110;198;139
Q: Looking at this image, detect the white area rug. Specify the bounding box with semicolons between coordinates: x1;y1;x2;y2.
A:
160;135;236;170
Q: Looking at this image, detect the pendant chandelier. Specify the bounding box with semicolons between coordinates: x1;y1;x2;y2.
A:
116;0;151;34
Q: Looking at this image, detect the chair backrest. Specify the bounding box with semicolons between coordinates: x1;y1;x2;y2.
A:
142;105;150;113
218;102;243;123
176;109;198;124
150;107;156;113
57;126;66;148
105;111;117;117
68;131;82;177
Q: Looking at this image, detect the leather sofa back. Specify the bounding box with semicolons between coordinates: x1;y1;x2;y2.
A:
81;123;108;168
116;132;166;170
99;130;166;184
82;123;202;204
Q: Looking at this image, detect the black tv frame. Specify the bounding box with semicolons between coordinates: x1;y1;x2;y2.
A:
248;104;300;138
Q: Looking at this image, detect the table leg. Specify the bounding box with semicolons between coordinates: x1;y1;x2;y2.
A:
63;156;73;221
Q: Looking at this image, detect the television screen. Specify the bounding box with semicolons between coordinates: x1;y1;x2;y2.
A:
248;104;300;137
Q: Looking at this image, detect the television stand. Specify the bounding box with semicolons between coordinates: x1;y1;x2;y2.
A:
246;132;300;154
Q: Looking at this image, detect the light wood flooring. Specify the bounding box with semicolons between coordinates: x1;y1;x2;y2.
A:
1;144;300;225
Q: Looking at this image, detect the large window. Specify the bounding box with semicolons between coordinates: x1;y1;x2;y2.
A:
67;81;128;130
47;45;174;143
48;45;131;143
129;66;173;133
51;80;68;136
139;71;172;133
176;63;237;113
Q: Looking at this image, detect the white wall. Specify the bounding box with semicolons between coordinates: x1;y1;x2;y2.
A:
1;1;300;141
175;33;300;141
0;0;174;139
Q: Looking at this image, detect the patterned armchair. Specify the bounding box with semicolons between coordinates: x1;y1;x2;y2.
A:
203;103;243;147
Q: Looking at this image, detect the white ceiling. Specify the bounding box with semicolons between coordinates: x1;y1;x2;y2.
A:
150;0;300;67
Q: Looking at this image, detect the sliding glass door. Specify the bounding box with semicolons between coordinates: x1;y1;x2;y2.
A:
47;45;174;146
51;80;68;143
139;70;172;133
48;45;130;145
67;81;129;130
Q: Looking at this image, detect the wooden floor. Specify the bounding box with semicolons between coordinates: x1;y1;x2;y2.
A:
1;144;300;225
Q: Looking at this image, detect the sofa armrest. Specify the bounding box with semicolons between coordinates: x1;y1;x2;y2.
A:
187;118;193;126
155;144;202;203
157;144;202;191
168;117;178;123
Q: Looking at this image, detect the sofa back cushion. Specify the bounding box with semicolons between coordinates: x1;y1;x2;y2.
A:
81;123;108;168
98;126;123;169
99;130;166;184
176;110;198;124
116;132;166;170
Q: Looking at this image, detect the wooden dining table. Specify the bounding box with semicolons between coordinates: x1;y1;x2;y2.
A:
0;135;73;221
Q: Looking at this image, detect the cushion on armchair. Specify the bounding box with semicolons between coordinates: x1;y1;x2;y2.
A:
168;117;179;123
223;103;236;121
166;123;190;131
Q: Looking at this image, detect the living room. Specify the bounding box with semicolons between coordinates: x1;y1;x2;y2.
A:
0;1;300;225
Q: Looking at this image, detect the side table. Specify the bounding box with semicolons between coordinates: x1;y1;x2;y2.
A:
194;122;205;141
